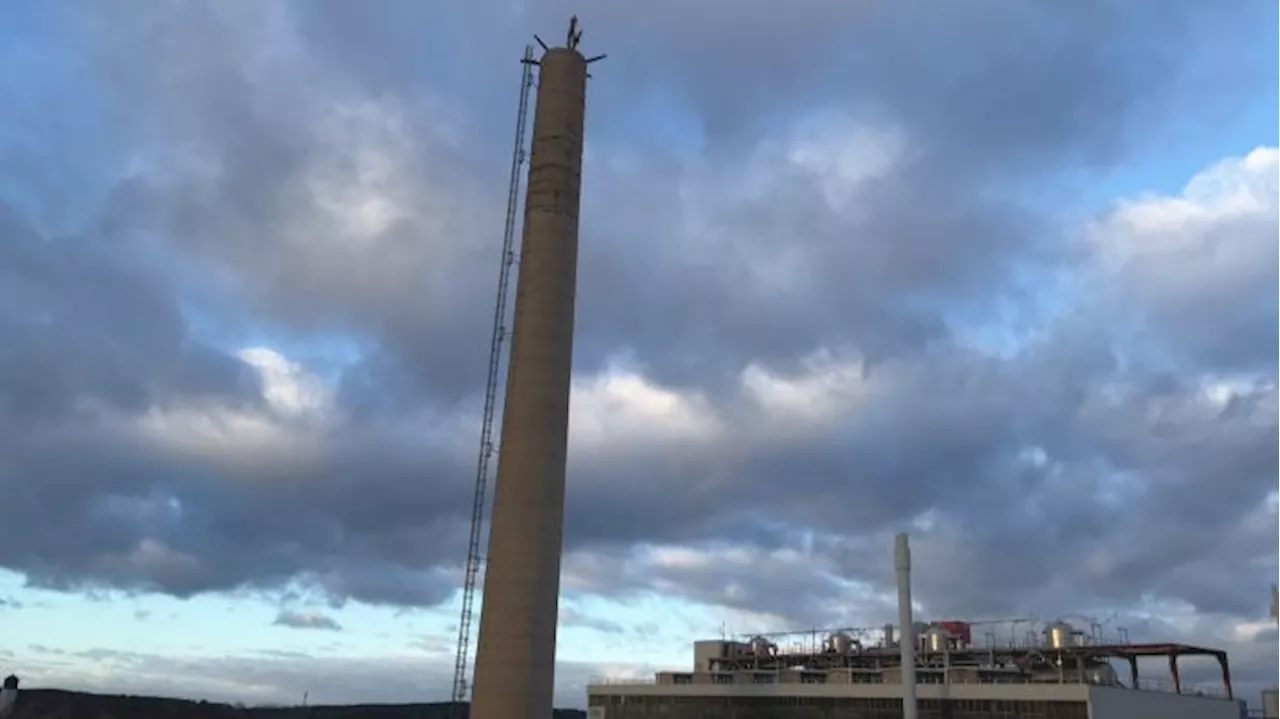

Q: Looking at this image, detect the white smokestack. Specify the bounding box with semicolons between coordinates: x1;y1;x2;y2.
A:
0;674;18;718
894;533;918;719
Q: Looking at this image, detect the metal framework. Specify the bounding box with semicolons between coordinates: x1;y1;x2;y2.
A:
450;43;536;706
698;641;1234;700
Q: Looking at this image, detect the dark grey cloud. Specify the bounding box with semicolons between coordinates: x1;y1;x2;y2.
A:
56;0;1237;396
0;229;470;603
558;607;624;635
0;0;1276;708
0;206;259;425
273;609;342;632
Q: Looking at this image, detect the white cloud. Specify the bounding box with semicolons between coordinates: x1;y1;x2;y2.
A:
740;352;871;428
130;347;334;466
304;97;426;245
783;115;908;211
1105;147;1278;240
653;115;910;301
570;366;722;451
1086;146;1278;367
132;403;320;465
237;347;333;419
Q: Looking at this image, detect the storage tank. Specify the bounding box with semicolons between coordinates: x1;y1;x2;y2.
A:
1044;620;1077;649
1083;662;1119;686
748;636;776;657
826;632;855;654
922;626;951;653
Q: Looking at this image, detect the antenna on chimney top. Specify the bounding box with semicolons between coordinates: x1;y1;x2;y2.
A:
567;15;583;49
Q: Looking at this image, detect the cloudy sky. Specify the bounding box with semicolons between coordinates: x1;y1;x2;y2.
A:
1;0;1277;710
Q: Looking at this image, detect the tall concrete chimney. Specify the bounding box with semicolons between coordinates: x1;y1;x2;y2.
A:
895;532;919;719
469;20;595;719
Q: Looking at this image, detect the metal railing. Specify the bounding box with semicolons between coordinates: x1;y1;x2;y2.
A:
588;672;1229;698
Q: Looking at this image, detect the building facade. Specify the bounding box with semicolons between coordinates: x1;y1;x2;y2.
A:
588;681;1244;719
587;627;1243;719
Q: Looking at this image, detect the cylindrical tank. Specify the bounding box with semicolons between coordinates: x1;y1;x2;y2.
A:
1044;621;1076;649
748;636;776;657
923;626;951;653
826;632;855;654
1084;663;1119;685
0;675;17;719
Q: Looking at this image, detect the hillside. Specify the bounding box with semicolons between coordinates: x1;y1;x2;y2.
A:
11;689;587;718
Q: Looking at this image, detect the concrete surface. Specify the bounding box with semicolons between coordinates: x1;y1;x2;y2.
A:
469;42;591;719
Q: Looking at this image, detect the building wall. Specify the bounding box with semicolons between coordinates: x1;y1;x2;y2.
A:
1263;688;1278;718
589;683;1092;718
1085;685;1242;719
588;683;1245;719
693;641;729;673
587;696;1088;719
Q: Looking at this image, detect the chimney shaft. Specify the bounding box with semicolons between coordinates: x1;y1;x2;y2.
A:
895;533;918;719
468;35;591;719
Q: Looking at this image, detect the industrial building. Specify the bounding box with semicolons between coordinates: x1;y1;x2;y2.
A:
586;622;1244;719
588;536;1245;719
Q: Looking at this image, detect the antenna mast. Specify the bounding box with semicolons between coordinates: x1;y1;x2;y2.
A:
450;44;536;707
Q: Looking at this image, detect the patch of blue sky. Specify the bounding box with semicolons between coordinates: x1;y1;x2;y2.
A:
0;569;476;672
557;592;730;664
424;586;699;669
885;48;1273;363
1062;14;1277;218
1;572;278;658
0;7;120;238
1056;106;1278;222
592;82;708;159
951;93;1277;362
173;286;368;389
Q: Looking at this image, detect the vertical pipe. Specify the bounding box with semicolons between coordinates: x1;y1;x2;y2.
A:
0;675;17;719
895;533;918;719
469;39;590;719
